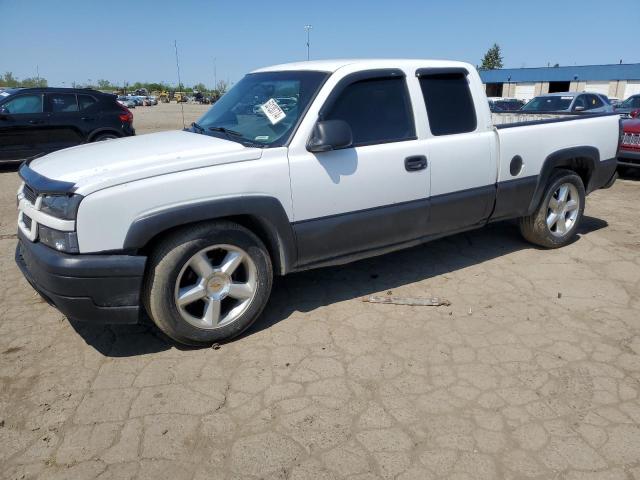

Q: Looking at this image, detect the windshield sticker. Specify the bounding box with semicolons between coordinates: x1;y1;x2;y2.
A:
0;91;9;97
260;98;286;125
561;96;573;100
255;135;270;141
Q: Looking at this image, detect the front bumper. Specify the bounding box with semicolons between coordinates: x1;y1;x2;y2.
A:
618;149;640;168
15;232;146;324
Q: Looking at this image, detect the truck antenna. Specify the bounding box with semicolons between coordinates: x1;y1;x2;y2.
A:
174;40;185;129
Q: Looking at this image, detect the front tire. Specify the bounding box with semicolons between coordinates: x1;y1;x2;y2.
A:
519;169;585;248
143;221;273;346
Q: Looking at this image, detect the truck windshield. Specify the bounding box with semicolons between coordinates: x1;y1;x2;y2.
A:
522;96;573;112
196;71;328;147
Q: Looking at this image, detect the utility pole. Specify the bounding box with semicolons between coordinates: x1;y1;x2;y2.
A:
304;25;312;61
213;57;217;91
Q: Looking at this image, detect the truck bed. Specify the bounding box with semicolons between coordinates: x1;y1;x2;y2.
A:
492;111;619;128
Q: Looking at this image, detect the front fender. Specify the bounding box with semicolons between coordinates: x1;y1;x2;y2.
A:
123;196;296;275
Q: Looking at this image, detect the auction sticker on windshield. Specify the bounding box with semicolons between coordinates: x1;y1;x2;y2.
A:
260;98;286;125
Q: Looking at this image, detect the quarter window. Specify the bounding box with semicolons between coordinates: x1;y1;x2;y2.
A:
1;94;43;114
49;94;79;113
323;77;415;146
419;73;477;135
78;94;99;113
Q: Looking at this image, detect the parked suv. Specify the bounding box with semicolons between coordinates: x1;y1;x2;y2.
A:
15;60;620;346
0;87;135;163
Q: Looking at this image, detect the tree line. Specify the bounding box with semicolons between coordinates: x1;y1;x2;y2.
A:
0;72;228;96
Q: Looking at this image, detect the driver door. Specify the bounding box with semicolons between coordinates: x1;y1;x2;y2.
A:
0;93;49;162
288;71;431;267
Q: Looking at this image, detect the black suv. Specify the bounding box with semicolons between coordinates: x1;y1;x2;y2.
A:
0;87;135;164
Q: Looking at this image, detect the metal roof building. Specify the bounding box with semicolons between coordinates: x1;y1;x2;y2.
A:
478;63;640;101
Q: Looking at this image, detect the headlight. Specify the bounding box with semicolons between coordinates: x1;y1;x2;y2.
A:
40;194;82;220
38;225;79;253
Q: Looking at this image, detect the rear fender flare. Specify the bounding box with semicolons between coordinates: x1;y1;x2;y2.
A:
527;146;598;214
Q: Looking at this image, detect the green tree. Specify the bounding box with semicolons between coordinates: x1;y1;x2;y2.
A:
20;77;48;88
480;43;504;70
193;82;207;93
97;79;113;90
1;72;19;87
213;79;229;97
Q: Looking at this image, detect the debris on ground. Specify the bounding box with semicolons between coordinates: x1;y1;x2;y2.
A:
363;296;451;306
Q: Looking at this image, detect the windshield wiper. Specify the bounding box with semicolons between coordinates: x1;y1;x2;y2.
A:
208;126;243;137
190;122;205;134
207;125;266;148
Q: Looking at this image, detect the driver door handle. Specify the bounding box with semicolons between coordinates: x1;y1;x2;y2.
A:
28;119;45;125
405;155;428;171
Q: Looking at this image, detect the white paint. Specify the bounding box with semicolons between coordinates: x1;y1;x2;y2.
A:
18;59;620;254
585;82;610;96
514;83;536;101
624;81;640;99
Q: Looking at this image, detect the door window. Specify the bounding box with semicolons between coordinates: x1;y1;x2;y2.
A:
418;73;477;135
1;94;43;114
585;94;604;110
49;94;79;113
573;95;587;111
78;95;99;113
323;77;415;146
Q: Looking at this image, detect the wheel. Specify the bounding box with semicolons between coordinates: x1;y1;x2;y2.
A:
93;133;118;142
519;169;585;248
143;221;273;346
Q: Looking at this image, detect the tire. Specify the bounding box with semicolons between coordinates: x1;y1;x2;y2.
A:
519;169;586;249
143;221;273;346
93;133;119;142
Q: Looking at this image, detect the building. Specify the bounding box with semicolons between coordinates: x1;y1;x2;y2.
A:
479;63;640;101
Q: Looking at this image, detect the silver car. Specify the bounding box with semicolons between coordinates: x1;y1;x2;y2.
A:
522;92;614;114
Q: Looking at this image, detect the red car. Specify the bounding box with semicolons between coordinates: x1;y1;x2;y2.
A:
619;112;640;170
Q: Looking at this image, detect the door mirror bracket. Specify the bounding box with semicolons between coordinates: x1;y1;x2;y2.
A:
307;120;353;153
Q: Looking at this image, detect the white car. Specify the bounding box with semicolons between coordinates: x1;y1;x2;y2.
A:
15;59;620;345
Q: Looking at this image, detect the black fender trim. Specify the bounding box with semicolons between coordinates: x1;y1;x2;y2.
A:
527;146;599;214
123;196;296;275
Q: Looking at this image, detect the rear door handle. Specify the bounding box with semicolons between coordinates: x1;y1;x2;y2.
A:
28;119;45;125
81;117;95;121
405;155;428;171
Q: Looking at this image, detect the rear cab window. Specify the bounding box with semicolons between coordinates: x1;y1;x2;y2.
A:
417;70;477;135
323;74;416;146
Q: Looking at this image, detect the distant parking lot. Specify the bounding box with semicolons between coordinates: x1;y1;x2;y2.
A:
1;104;640;479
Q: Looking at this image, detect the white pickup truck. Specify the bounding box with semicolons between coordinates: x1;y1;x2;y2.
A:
15;59;620;345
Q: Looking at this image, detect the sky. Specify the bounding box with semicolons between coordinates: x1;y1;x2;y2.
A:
1;0;639;89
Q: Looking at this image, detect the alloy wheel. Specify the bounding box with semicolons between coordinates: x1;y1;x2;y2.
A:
173;244;258;329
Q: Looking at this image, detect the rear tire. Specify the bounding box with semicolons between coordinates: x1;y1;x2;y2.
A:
519;169;585;248
93;133;119;141
143;221;273;346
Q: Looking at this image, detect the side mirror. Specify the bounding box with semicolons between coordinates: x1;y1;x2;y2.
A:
307;119;353;153
630;109;640;119
573;105;586;112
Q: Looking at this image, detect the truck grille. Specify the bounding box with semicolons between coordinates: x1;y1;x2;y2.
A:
622;132;640;147
23;214;32;230
23;184;38;204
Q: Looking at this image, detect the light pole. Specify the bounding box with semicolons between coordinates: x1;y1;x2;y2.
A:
304;25;312;61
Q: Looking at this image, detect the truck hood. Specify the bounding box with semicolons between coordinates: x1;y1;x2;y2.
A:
29;131;263;195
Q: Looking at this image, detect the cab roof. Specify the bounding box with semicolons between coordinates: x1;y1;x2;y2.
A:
252;58;473;74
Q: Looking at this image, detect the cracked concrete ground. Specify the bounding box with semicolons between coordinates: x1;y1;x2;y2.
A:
1;105;640;479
